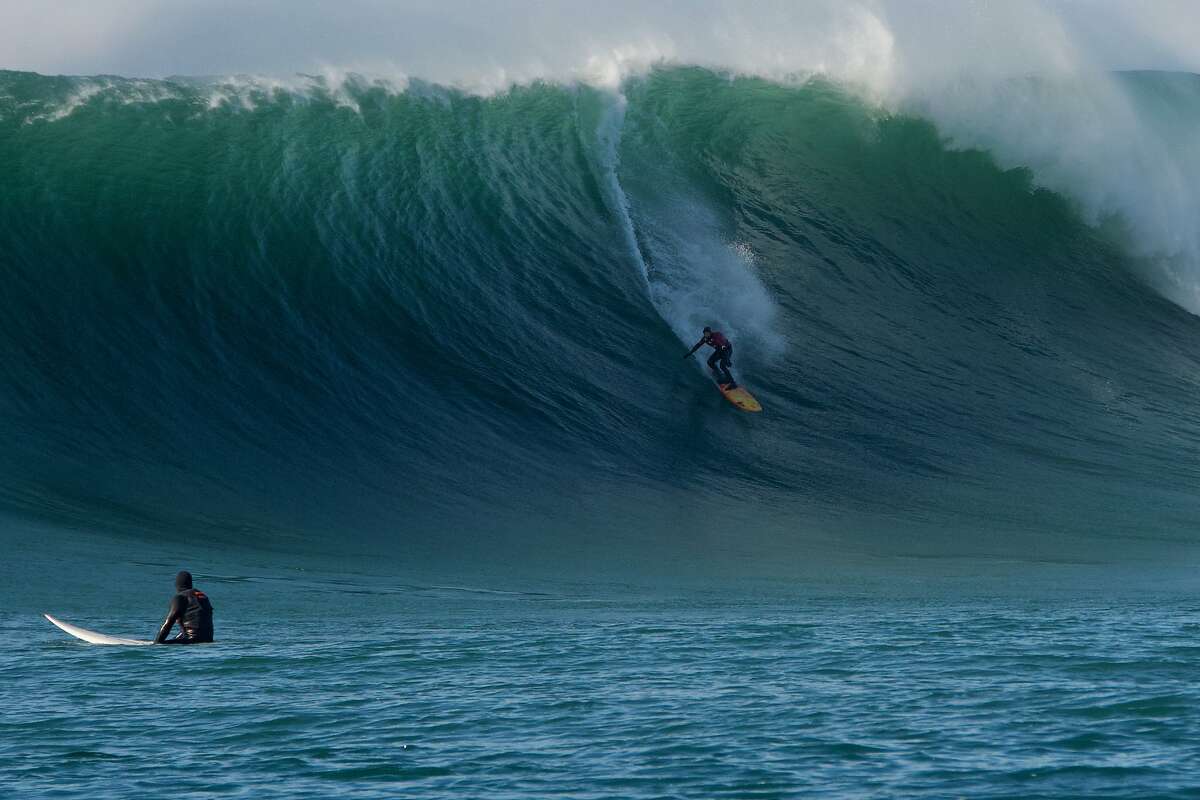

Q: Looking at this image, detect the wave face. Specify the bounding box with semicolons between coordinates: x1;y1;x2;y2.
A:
3;68;1200;569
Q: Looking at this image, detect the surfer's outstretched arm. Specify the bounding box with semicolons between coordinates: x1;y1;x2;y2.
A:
154;595;184;643
683;339;704;358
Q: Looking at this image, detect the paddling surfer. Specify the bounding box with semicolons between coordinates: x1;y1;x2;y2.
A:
684;326;737;388
154;570;214;644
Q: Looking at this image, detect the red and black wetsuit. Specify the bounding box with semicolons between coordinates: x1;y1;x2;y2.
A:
702;331;735;385
705;331;731;350
155;571;214;644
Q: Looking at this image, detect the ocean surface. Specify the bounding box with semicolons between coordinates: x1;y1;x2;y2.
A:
4;544;1200;799
3;65;1200;797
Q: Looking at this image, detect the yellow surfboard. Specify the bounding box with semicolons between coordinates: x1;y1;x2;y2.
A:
718;382;762;412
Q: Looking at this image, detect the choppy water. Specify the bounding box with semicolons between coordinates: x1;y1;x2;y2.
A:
5;564;1199;799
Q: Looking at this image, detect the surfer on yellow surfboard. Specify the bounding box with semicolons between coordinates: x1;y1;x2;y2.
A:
684;326;738;387
683;326;762;412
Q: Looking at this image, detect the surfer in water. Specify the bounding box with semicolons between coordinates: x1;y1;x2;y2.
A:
154;570;214;644
684;326;737;388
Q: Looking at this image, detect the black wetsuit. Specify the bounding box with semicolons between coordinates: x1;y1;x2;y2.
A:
155;572;214;644
707;342;734;385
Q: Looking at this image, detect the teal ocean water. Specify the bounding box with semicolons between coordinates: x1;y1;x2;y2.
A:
4;543;1200;798
4;65;1200;797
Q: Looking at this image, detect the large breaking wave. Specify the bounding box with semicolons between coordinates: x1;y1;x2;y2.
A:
3;67;1200;570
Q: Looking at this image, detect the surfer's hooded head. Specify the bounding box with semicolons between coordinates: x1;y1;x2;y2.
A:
175;570;193;591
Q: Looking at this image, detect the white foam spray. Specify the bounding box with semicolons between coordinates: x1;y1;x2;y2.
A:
590;88;784;368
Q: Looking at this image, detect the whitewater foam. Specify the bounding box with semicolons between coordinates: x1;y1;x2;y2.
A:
639;193;785;366
589;86;784;365
901;71;1200;314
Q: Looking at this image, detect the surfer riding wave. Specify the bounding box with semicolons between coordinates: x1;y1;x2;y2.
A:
684;327;737;388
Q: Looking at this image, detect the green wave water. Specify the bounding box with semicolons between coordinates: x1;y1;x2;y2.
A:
2;68;1200;572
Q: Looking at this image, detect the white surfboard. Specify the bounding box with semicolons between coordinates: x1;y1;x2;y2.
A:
43;613;153;646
